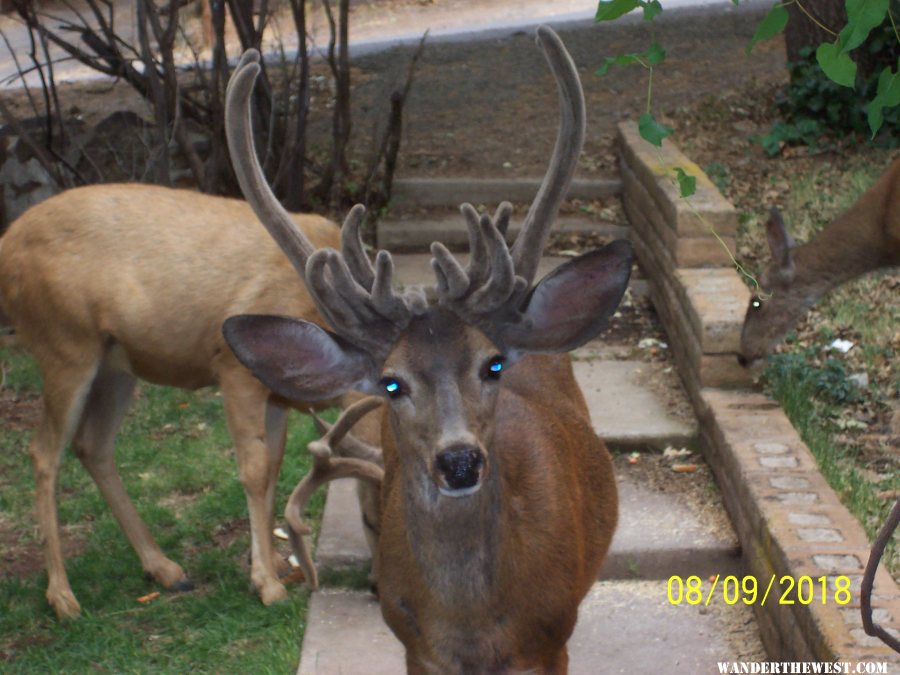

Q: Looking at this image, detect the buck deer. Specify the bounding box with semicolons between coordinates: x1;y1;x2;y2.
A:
222;27;631;673
740;157;900;368
0;174;387;618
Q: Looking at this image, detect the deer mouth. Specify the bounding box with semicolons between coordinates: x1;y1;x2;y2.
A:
737;353;766;373
434;445;486;498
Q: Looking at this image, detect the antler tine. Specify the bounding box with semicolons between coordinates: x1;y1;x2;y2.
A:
431;202;526;328
225;50;316;280
305;246;411;358
509;25;586;287
284;398;384;591
226;51;413;357
340;204;376;291
312;397;383;458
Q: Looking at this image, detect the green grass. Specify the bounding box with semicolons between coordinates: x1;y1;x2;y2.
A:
0;344;329;672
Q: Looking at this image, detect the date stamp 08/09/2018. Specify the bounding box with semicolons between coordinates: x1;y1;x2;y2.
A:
667;575;853;608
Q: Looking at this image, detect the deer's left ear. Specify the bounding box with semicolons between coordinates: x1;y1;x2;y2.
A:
765;207;796;282
222;315;379;401
499;239;633;354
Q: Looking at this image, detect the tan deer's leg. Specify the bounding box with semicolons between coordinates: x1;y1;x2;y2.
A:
220;368;287;605
71;363;190;591
30;355;101;619
264;398;290;576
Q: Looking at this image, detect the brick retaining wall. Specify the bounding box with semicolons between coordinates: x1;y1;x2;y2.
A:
618;121;900;664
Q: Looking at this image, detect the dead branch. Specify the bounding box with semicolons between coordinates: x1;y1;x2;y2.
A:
861;497;900;653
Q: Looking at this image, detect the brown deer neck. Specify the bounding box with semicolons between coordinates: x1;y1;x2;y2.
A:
789;210;889;308
401;450;504;608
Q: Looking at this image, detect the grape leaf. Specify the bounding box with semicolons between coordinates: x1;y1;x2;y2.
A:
638;112;673;146
596;0;640;22
641;0;663;21
816;40;857;88
674;167;697;198
841;0;889;53
867;61;900;136
746;3;789;55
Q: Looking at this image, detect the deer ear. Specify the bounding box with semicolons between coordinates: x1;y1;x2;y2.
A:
222;315;378;401
765;208;795;281
499;239;633;354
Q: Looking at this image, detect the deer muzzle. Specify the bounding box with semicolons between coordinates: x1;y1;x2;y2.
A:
435;445;485;497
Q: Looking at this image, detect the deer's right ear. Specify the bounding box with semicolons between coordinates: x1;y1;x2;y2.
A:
222;315;379;401
765;207;795;281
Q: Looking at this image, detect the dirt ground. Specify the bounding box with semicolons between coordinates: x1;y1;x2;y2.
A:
0;2;785;184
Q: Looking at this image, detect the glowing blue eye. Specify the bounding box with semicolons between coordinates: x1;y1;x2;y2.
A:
484;356;504;380
382;378;402;397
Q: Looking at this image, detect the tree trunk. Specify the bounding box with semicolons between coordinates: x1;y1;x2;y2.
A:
785;0;899;80
784;0;845;65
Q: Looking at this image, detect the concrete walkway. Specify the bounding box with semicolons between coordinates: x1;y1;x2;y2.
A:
293;195;768;672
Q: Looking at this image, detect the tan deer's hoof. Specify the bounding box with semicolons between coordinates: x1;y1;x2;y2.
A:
48;589;82;620
258;578;289;606
168;577;195;592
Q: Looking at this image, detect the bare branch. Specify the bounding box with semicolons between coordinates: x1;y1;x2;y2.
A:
861;498;900;653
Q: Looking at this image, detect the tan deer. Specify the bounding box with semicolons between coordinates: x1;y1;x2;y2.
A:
221;27;630;673
0;177;366;618
740;157;900;368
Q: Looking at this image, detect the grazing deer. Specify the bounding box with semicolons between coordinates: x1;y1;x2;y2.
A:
0;181;365;618
740;157;900;368
222;27;630;673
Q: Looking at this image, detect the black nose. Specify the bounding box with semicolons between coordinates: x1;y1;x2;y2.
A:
737;354;749;368
435;445;484;491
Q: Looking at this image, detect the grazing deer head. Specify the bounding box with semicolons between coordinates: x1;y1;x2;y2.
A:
222;27;631;672
739;159;900;368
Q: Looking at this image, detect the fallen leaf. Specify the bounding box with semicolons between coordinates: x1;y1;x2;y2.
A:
671;464;699;473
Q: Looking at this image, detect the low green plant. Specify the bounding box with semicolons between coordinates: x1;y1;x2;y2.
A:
758;39;900;155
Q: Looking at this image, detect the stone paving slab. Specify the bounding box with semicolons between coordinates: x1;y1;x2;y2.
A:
571;358;696;450
390;177;621;208
297;581;765;674
314;479;371;573
377;212;629;252
296;589;403;675
603;469;742;580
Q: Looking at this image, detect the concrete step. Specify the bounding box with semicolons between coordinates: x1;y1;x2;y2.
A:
602;467;742;580
390;177;621;208
390;252;569;288
571;358;697;451
297;580;765;674
377;212;629;252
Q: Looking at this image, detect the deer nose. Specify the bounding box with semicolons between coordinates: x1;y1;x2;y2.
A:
435;445;484;495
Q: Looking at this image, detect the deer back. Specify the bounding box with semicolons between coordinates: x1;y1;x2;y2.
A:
0;183;339;388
